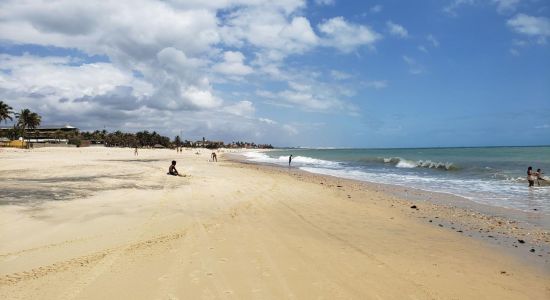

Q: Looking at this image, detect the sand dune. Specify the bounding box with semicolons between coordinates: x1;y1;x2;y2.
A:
0;147;548;299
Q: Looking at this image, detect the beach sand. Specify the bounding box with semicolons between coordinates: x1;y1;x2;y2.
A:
1;147;549;299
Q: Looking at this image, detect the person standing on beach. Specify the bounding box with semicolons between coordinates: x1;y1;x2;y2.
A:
134;145;138;156
289;155;293;167
527;166;535;187
211;152;217;162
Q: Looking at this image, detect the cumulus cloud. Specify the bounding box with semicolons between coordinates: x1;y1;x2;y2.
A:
0;0;371;143
318;17;381;53
213;51;253;76
386;21;408;38
507;14;550;42
223;100;255;117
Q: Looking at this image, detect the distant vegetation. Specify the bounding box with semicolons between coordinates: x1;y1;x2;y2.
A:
0;100;273;149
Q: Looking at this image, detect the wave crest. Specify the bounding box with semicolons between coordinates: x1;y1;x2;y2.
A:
383;157;458;170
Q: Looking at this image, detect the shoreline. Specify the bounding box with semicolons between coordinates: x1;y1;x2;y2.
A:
228;152;550;274
1;147;549;299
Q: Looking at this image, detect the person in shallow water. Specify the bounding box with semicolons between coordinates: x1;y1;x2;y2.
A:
536;168;545;186
527;166;535;187
289;155;293;166
168;160;179;176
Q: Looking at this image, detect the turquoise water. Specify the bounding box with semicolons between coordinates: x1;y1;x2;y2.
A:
242;147;550;213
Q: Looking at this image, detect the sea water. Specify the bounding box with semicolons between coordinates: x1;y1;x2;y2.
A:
241;147;550;214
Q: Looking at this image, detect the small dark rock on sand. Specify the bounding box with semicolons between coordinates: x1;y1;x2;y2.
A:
410;205;417;209
518;239;525;244
530;249;535;253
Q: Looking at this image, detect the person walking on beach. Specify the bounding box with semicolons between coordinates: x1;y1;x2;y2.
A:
168;160;179;176
289;155;293;167
211;152;217;162
527;166;535;187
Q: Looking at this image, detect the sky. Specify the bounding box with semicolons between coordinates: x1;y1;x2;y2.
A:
0;0;549;148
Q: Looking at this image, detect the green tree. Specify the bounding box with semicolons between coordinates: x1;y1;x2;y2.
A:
0;101;14;124
16;109;42;148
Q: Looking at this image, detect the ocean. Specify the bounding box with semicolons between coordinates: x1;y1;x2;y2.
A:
241;147;550;214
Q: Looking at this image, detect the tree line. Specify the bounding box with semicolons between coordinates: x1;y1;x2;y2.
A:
1;100;273;149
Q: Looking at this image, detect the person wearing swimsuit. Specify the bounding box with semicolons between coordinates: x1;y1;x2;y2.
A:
168;160;179;176
527;166;535;187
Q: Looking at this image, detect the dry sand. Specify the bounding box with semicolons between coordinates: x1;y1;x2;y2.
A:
0;147;549;299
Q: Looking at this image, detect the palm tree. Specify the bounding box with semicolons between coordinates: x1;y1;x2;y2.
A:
0;101;13;124
16;109;42;148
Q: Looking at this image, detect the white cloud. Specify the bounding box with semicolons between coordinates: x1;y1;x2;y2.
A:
318;17;381;53
213;51;253;76
418;45;428;53
402;55;425;75
330;70;352;80
258;117;277;124
507;14;550;41
427;34;440;47
0;0;372;143
223;100;255;117
386;21;408;38
220;9;317;57
443;0;475;16
370;5;383;14
283;124;298;135
364;80;388;89
493;0;521;14
315;0;335;6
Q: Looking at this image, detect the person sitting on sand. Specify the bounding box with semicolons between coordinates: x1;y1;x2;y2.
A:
527;166;535;187
536;168;545;186
168;160;179;176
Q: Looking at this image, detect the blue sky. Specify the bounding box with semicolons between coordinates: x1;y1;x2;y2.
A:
0;0;549;147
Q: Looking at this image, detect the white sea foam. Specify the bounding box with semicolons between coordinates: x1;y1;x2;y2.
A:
385;157;456;170
395;159;417;168
299;166;550;213
241;152;340;168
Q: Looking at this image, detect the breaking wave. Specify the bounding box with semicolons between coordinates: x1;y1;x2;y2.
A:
382;157;458;171
241;152;340;168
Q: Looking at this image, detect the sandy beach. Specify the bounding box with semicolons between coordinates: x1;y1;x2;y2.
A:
1;147;549;299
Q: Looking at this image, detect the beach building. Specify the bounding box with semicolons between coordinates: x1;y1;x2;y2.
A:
0;124;79;146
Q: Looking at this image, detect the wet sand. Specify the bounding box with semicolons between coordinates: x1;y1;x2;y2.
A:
1;147;549;299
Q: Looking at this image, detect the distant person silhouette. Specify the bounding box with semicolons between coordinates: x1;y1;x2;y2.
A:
289;155;293;167
168;160;179;176
527;166;535;187
211;152;217;162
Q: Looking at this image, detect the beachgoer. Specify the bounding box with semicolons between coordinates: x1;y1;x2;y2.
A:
168;160;179;176
289;155;293;166
527;166;535;187
211;152;217;162
134;146;138;156
536;168;545;186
